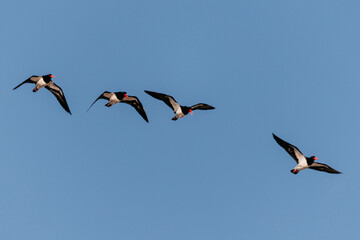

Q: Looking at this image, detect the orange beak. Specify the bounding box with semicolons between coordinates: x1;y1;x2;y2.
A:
50;75;55;78
189;109;193;115
124;93;128;98
314;157;319;160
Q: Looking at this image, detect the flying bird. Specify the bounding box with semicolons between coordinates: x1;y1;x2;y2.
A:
13;74;71;114
144;90;215;121
87;91;149;122
272;133;341;174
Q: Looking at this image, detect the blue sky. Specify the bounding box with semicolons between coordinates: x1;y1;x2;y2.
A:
1;0;359;239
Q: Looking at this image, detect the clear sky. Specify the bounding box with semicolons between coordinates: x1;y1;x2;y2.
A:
0;0;359;239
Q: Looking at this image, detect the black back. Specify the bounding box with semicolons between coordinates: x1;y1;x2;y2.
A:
306;156;316;166
115;92;127;100
180;106;190;115
43;74;53;83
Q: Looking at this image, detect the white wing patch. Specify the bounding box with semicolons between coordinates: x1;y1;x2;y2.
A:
170;98;180;113
294;149;306;165
103;92;114;100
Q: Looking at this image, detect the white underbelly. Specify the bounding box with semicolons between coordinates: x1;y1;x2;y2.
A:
109;94;120;105
295;162;309;171
175;113;185;119
36;78;47;89
174;107;185;118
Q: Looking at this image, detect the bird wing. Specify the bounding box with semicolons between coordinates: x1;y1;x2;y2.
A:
121;96;149;122
272;133;305;164
13;76;40;90
190;103;215;111
144;90;180;112
45;81;72;114
308;162;342;174
87;91;113;112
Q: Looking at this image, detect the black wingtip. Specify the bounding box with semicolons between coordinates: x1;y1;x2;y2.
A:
13;85;22;90
144;90;157;95
272;133;279;139
272;133;282;144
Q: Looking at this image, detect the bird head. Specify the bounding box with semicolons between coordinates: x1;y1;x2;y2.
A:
48;74;55;78
311;156;319;161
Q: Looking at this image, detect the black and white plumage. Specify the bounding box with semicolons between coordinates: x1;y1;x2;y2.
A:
272;133;341;174
87;91;149;122
144;90;215;121
13;74;71;114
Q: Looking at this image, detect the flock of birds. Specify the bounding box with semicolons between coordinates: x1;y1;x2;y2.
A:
13;74;342;175
13;74;215;121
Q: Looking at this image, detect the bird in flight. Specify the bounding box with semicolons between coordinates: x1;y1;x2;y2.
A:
144;90;215;121
87;91;149;122
272;133;341;174
13;74;71;114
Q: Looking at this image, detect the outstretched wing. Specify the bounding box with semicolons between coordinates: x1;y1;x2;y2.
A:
45;81;72;114
309;162;342;174
13;76;40;90
87;91;113;112
121;96;149;122
144;90;180;112
272;133;305;164
190;103;215;111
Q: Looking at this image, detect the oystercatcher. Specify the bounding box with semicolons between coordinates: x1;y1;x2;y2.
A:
88;91;148;122
13;74;71;114
144;90;215;121
272;133;341;174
